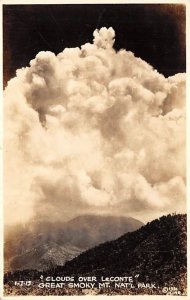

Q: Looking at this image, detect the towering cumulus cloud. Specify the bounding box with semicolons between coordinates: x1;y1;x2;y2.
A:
4;27;186;225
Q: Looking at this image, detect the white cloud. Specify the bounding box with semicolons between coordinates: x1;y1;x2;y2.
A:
4;27;186;225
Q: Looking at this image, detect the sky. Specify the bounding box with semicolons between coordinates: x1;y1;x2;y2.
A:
3;4;185;86
3;4;186;225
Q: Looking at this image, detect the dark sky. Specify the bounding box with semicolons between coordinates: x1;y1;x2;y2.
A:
3;4;186;87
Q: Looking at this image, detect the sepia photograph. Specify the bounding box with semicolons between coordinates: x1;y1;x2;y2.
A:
2;1;187;298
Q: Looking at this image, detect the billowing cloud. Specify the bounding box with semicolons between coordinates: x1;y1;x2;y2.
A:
4;27;186;225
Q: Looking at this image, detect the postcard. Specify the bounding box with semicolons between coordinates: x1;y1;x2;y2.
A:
1;1;188;299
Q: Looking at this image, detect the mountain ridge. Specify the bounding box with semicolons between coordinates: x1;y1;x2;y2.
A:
4;213;187;296
60;213;186;288
5;214;143;272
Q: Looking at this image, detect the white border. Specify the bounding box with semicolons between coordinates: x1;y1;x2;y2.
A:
0;1;189;299
0;0;189;4
186;0;190;298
